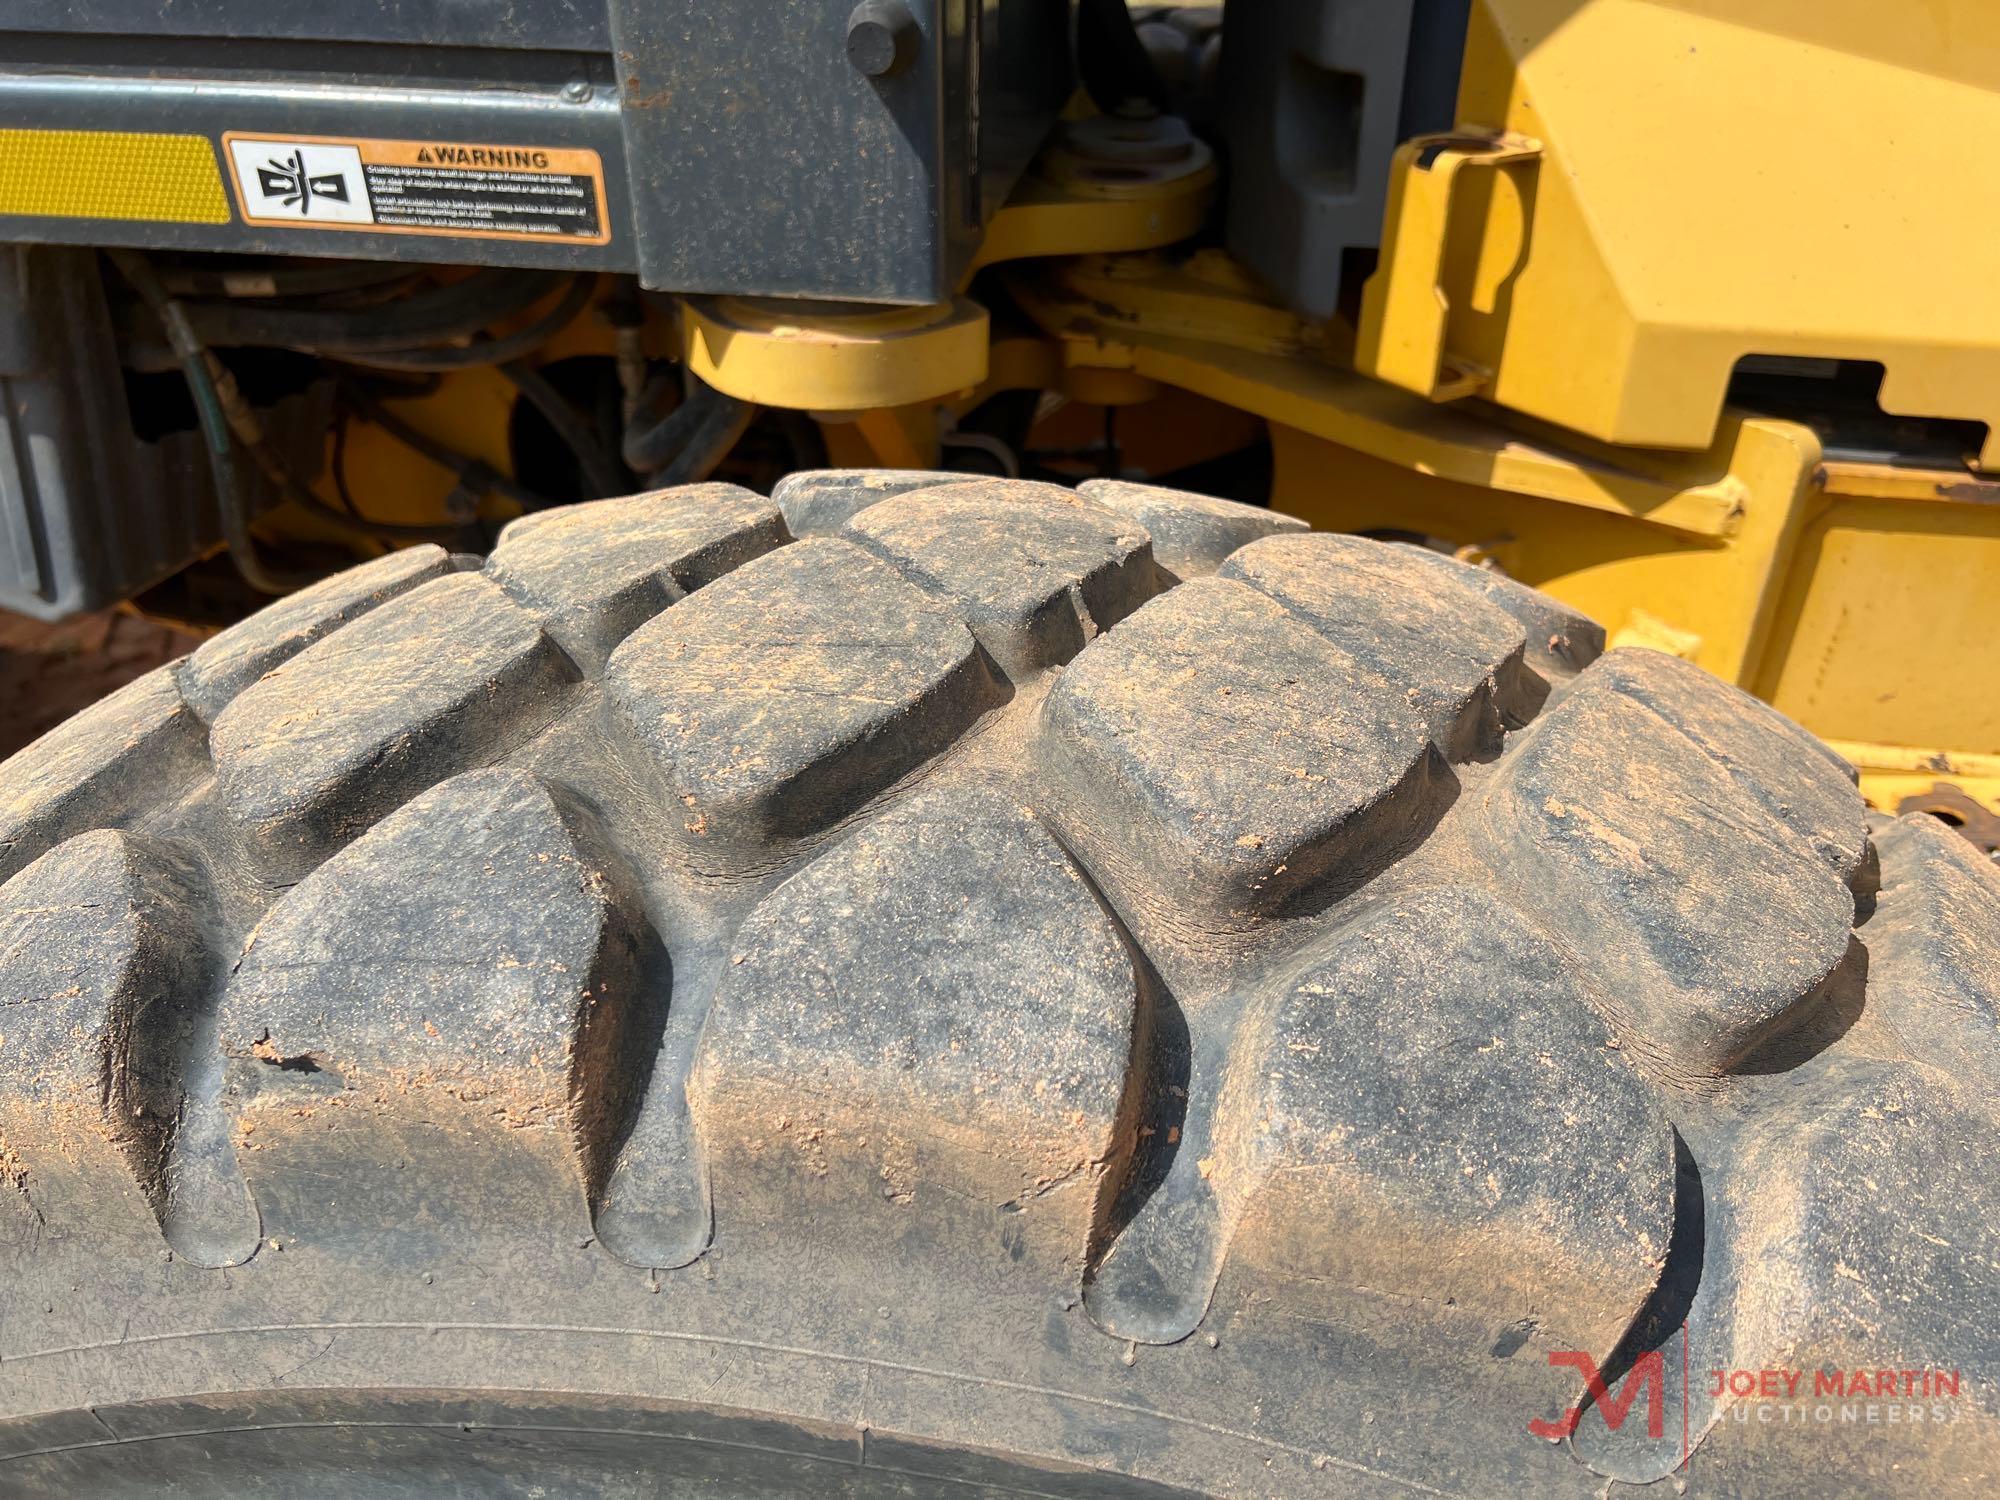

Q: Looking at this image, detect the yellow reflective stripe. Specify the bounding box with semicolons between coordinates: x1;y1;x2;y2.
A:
0;130;229;225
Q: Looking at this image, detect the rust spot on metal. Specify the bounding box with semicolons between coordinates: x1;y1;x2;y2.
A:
1934;478;2000;505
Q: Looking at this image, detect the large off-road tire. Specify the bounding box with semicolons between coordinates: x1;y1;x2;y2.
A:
0;472;1993;1496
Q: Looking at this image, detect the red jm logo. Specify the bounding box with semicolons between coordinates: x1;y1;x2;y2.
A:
1530;1349;1671;1442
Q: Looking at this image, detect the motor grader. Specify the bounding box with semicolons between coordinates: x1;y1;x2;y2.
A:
0;2;1993;1495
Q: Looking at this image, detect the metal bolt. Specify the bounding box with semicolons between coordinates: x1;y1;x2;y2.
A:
846;1;919;78
562;78;594;104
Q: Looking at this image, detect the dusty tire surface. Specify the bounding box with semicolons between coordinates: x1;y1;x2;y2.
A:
0;472;1993;1496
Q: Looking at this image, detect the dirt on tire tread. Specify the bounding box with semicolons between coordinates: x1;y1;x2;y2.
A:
0;473;1991;1498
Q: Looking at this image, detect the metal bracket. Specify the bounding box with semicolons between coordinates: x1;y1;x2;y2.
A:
1355;130;1541;401
680;295;989;412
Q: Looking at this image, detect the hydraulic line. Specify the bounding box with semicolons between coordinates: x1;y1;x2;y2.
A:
330;274;598;372
657;394;755;485
106;249;319;595
498;359;629;499
117;252;646;596
157;258;419;301
622;372;755;480
192;268;620;504
114;250;523;598
177;267;562;355
335;379;545;514
1077;0;1171;115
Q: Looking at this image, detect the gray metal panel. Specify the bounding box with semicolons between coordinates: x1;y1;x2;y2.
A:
975;0;1075;222
0;1;1069;300
608;0;958;302
1218;0;1468;320
2;1;611;52
0;68;634;274
0;247;329;620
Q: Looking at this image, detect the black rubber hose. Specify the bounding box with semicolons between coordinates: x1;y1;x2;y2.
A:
269;461;474;542
105;250;320;595
190;362;472;545
622;375;754;478
178;267;562;354
117;251;480;557
332;275;598;372
156;259;419;300
498;359;629;499
619;372;693;472
657;394;756;485
1077;0;1171;115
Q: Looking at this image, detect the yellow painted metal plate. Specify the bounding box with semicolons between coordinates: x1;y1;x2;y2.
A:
1359;0;2000;466
1755;490;2000;756
1012;254;1752;539
0;129;229;225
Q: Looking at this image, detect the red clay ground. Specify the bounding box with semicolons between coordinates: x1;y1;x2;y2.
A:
0;609;204;759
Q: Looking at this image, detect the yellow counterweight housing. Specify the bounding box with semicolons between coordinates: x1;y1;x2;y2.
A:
1358;0;2000;466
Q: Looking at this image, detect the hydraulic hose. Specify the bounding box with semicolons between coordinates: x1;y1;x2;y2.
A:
157;259;419;300
114;250;489;587
335;379;546;515
622;374;755;480
498;359;629;499
106;249;319;595
657;394;755;485
1077;0;1171;115
332;275;598;372
177;267;562;355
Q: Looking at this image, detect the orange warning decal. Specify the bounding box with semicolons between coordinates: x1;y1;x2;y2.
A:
221;132;610;245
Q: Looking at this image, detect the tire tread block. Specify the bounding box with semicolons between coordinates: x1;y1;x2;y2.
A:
487;485;787;671
1077;478;1308;579
209;573;574;880
1592;648;1867;879
1599;1061;2000;1489
221;769;651;1235
180;545;456;721
1474;669;1854;1077
690;786;1139;1247
1748;1064;1995;1391
1385;542;1604;676
605;538;1001;866
1036;577;1443;927
1221;533;1542;757
844;480;1157;676
1865;813;2000;1090
1213;887;1672;1353
0;666;206;886
772;469;971;536
0;830;208;1242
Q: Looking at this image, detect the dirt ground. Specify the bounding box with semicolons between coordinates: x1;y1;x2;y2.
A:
0;608;205;759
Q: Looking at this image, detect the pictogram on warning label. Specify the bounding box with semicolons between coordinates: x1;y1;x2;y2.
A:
222;133;609;244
